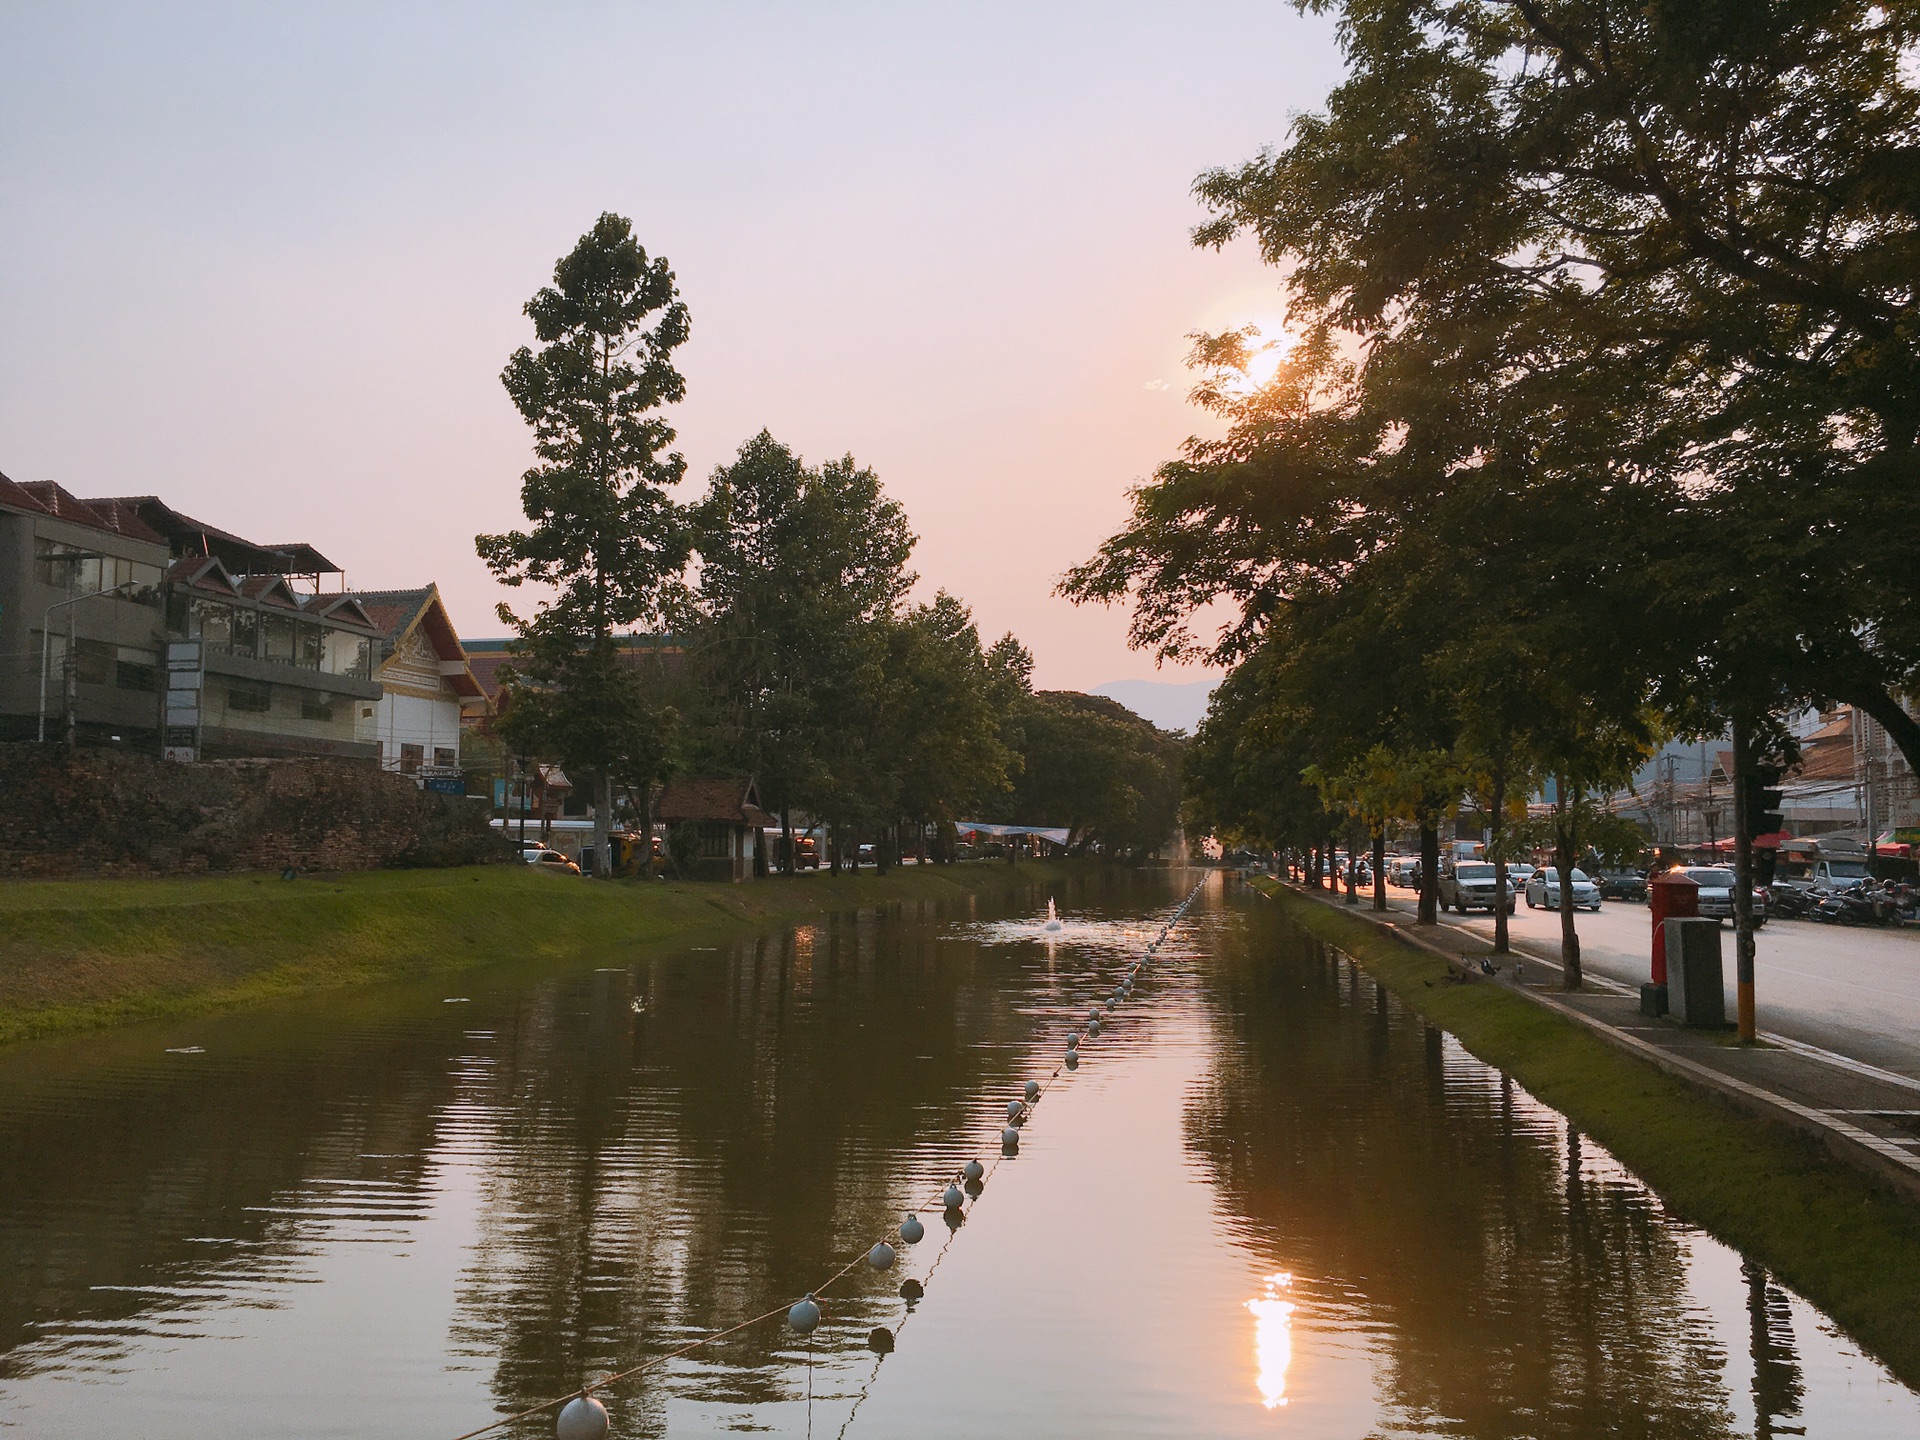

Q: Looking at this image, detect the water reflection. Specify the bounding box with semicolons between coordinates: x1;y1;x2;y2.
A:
0;875;1914;1439
1245;1271;1295;1409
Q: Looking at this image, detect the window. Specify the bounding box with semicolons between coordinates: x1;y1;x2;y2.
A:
114;647;157;692
322;629;371;677
433;746;456;768
72;638;114;686
228;680;272;713
191;599;233;650
296;623;323;670
231;607;258;656
32;541;163;605
262;613;295;663
400;743;424;774
301;694;334;721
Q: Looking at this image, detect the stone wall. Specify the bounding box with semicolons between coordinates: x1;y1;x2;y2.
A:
0;743;511;877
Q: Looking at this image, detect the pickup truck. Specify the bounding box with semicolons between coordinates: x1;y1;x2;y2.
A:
1438;861;1516;914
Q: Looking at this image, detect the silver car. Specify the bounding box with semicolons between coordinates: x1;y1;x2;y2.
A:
1439;861;1516;914
1524;866;1601;912
1683;867;1768;926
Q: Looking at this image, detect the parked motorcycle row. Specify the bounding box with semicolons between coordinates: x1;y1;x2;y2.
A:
1767;879;1920;927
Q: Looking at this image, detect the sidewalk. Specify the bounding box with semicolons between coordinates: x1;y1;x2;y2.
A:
1291;882;1920;1202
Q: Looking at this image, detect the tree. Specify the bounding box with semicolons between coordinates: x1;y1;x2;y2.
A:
1195;0;1920;773
683;433;917;870
877;594;1016;858
477;213;692;878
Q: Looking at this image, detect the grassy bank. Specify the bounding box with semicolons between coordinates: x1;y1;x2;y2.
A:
0;860;1085;1046
1253;878;1920;1388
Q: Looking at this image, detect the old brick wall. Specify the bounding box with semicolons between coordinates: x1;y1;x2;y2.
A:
0;743;512;877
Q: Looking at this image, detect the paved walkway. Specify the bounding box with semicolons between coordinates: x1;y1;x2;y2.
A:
1289;883;1920;1202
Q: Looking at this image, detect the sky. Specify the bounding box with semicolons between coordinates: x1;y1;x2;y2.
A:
0;2;1342;693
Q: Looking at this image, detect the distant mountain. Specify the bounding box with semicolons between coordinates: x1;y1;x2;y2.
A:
1090;679;1217;734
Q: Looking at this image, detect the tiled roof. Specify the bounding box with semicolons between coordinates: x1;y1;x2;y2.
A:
0;472;51;516
9;480;166;543
658;777;773;826
341;588;434;644
86;495;332;573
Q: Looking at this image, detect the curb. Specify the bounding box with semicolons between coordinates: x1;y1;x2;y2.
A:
1267;880;1920;1204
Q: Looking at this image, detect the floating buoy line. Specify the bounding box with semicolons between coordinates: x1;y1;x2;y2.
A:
447;877;1209;1440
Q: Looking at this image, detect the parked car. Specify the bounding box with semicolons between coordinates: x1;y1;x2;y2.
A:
1524;867;1601;911
1681;867;1767;926
523;848;581;874
1596;869;1648;902
1438;861;1516;914
1806;856;1875;895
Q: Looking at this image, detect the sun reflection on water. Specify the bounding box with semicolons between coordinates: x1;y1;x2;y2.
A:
1245;1271;1295;1410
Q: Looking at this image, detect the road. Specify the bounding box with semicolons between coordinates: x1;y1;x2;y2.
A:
1356;884;1920;1081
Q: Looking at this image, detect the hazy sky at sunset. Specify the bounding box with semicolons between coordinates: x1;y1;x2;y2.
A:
1;2;1341;691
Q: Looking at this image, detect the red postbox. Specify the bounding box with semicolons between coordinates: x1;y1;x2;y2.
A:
1647;868;1699;986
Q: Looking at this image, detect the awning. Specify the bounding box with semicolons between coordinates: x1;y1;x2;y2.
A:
957;822;1071;845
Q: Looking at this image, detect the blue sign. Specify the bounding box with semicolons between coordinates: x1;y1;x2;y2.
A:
426;776;467;796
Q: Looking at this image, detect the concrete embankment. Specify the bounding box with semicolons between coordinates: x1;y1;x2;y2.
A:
0;860;1087;1046
1249;876;1920;1390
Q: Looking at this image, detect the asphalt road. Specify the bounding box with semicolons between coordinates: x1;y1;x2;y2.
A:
1359;884;1920;1081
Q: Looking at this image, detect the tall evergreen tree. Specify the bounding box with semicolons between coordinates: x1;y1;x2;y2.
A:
477;213;692;877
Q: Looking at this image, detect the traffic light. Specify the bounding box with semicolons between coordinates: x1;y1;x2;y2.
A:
1742;763;1785;841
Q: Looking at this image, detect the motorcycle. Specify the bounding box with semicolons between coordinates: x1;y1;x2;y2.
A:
1766;882;1814;919
1811;886;1882;926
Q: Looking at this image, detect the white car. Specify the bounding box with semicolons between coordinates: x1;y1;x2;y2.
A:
1525;867;1601;911
1681;867;1768;926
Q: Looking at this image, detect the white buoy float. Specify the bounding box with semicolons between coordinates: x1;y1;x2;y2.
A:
1001;1126;1020;1149
868;1241;896;1271
943;1184;965;1210
1087;1017;1101;1036
963;1158;985;1182
557;1395;609;1440
1006;1099;1024;1122
1024;1080;1041;1102
1065;1051;1079;1069
788;1294;821;1335
900;1213;925;1244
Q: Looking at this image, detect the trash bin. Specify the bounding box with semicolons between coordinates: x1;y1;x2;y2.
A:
1664;917;1727;1027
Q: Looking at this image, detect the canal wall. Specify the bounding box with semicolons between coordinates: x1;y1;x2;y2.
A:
1250;877;1920;1392
0;742;505;877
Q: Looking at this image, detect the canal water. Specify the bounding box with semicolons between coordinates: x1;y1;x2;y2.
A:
2;870;1917;1438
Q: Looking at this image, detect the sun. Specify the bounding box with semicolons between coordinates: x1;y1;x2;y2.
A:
1225;317;1295;394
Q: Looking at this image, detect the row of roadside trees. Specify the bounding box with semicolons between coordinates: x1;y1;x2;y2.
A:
1065;1;1920;1034
477;215;1181;876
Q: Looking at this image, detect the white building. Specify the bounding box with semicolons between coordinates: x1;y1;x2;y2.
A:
345;586;490;780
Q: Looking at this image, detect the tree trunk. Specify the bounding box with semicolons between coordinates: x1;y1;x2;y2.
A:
640;782;655;878
1344;828;1359;905
1489;761;1510;955
1731;717;1759;1042
1417;822;1439;925
592;771;612;881
1371;827;1387;912
1555;775;1582;987
780;806;794;876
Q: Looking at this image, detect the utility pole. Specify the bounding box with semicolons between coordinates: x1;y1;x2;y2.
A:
1731;720;1784;1045
1731;719;1758;1043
